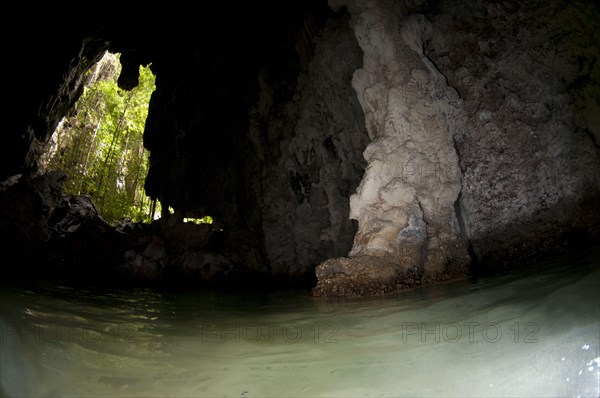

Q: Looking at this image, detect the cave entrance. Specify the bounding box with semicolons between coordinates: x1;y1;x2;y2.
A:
40;51;158;223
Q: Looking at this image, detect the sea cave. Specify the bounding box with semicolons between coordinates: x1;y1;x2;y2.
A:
1;1;599;396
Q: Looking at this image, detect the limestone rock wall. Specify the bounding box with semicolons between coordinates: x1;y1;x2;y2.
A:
424;0;600;270
250;16;369;281
5;33;108;179
134;5;368;282
315;0;600;295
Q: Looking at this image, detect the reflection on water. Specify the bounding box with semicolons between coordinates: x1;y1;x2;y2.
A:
1;249;599;397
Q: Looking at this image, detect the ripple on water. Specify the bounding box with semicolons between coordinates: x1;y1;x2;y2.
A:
1;249;599;397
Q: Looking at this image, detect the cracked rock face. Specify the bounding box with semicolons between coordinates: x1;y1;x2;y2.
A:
251;16;369;281
424;0;600;271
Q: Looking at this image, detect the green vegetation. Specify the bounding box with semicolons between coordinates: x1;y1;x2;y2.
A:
42;52;157;223
184;216;214;225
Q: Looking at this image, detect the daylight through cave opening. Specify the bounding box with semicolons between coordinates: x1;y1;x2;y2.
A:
40;51;157;223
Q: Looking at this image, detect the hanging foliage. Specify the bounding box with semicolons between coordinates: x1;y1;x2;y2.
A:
42;52;157;223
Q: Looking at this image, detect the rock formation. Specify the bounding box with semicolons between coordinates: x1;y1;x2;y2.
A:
424;0;600;272
314;0;470;296
2;0;599;295
250;15;369;283
314;0;600;296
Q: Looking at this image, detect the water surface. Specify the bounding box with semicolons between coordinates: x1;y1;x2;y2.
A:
1;250;599;397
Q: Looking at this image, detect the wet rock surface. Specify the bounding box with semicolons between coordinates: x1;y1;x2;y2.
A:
313;256;418;297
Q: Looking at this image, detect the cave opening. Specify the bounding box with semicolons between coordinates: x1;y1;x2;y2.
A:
39;51;158;224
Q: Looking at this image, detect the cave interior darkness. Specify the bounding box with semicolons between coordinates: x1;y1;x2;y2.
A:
2;0;600;295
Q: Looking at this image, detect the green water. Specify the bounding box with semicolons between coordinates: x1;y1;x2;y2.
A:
1;250;599;397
